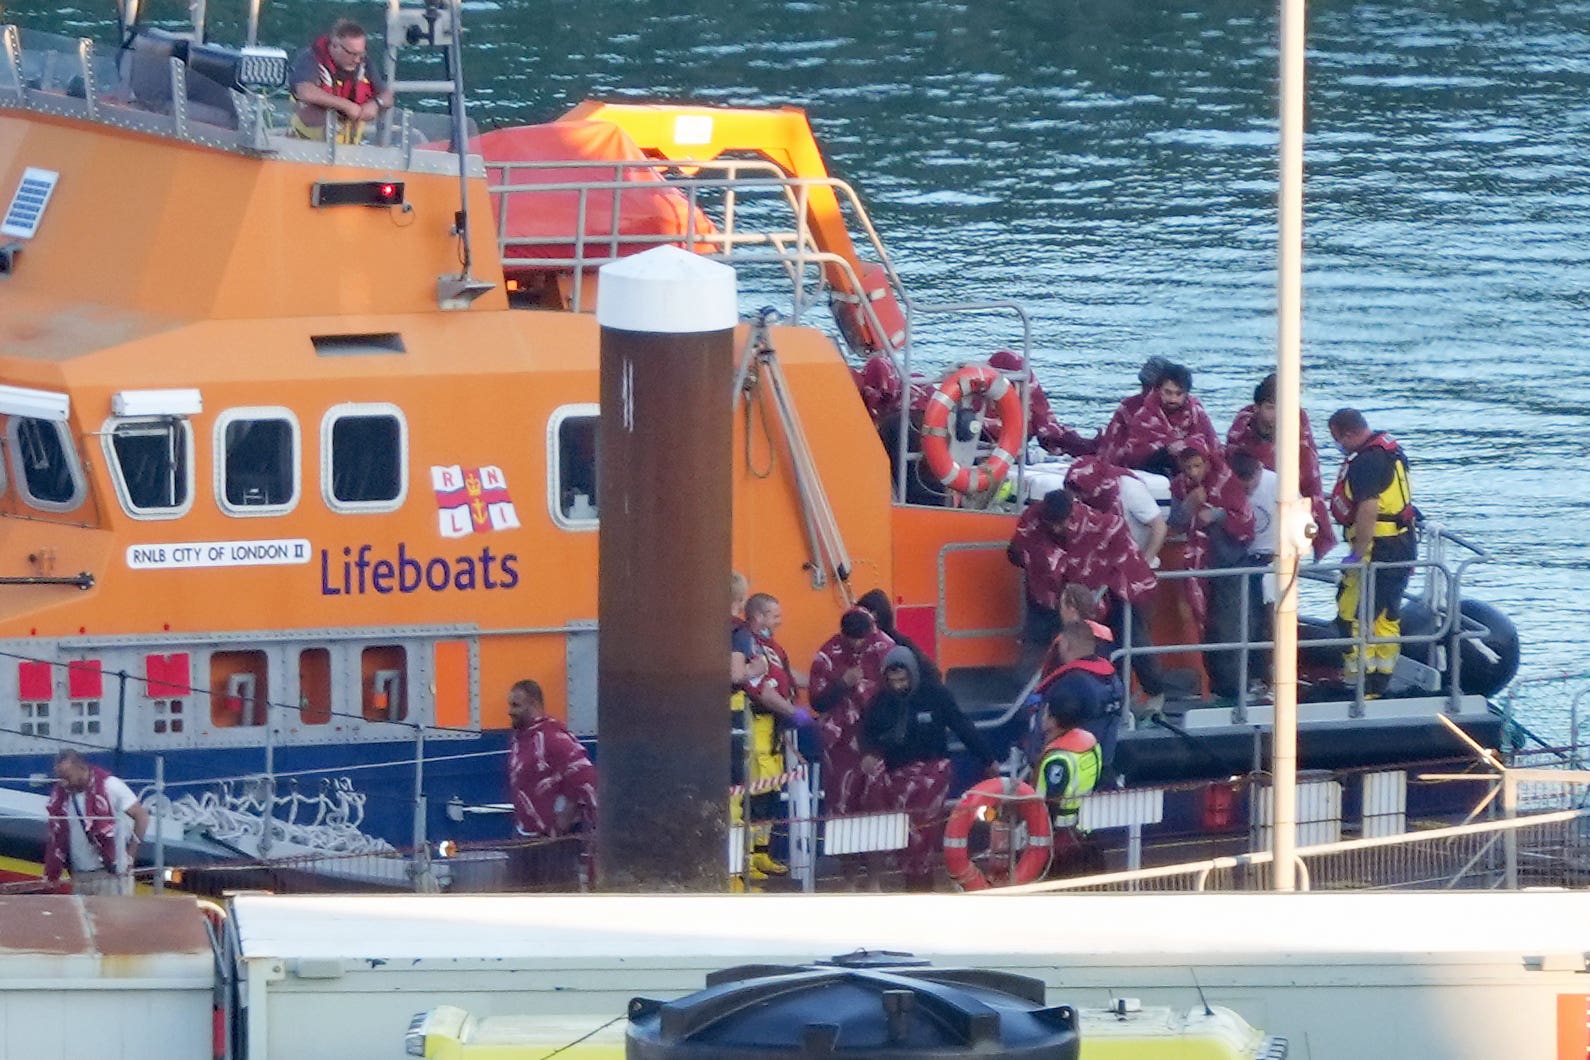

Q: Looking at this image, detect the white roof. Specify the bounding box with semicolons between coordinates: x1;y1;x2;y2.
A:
231;891;1590;967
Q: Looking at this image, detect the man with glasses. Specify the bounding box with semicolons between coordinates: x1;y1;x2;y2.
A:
290;19;395;143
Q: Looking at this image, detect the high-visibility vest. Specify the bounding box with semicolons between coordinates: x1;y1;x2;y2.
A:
1330;432;1413;538
1035;729;1101;828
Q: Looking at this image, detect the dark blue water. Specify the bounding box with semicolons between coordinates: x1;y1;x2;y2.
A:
10;0;1590;725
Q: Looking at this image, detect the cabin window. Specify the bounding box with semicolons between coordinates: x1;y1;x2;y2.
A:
5;416;84;511
548;403;598;530
210;649;268;728
298;648;332;725
215;407;299;516
322;403;407;512
361;645;407;722
105;417;194;518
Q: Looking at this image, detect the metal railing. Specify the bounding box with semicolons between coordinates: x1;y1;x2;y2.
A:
1109;525;1494;721
484;155;1036;504
995;808;1590;894
1;25;467;170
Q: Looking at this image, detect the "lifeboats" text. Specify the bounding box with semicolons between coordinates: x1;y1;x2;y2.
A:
319;544;521;595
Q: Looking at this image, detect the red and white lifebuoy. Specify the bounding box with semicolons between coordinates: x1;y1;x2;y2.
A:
942;778;1053;891
920;365;1024;494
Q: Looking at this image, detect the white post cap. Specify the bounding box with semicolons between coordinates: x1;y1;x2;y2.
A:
596;246;739;334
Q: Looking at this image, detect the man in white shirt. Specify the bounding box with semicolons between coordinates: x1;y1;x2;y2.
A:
44;750;150;896
1118;470;1169;570
1231;450;1279;692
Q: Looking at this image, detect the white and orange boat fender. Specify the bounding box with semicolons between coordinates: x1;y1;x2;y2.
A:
921;365;1023;494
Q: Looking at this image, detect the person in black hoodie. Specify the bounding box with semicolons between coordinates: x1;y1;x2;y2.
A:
859;646;997;891
856;588;942;687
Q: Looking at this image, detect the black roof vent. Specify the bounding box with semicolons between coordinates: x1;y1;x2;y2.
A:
628;953;1078;1058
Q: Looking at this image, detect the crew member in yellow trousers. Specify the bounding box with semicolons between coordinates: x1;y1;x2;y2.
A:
1328;408;1416;697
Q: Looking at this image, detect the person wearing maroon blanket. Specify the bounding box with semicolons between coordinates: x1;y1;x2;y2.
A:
851;353;903;427
1097;355;1174;466
1008;489;1165;713
1169;439;1257;700
984;350;1098;457
507;678;598;889
1226;373;1337;561
45;750;150;896
809;609;896;818
1100;363;1220;476
859;647;998;892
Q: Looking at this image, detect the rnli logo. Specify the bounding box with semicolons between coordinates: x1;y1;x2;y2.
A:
432;464;520;538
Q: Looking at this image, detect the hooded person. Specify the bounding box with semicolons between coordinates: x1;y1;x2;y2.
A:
859;646;998;891
983;350;1098;457
1169;438;1257;699
1100;363;1220;474
809;608;896;817
1226;373;1337;561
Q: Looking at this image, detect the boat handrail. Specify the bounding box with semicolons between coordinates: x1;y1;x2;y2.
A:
966;536;1495;735
0;24;473;176
486;158;1034;504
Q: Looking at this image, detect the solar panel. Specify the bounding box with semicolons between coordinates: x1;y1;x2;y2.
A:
1;167;59;239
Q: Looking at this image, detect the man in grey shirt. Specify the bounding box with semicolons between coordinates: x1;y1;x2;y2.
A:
289;18;395;143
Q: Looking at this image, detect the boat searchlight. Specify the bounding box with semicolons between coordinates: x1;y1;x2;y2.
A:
186;41;289;93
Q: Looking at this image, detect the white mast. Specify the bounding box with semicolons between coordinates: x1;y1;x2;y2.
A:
1272;0;1307;891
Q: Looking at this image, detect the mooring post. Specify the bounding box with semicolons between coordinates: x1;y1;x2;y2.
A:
595;246;737;891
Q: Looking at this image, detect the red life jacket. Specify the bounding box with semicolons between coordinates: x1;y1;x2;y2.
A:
312;36;378;105
1329;431;1412;528
750;631;797;703
1034;655;1116;697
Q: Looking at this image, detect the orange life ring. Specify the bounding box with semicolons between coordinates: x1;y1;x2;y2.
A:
942;778;1053;891
920;365;1024;494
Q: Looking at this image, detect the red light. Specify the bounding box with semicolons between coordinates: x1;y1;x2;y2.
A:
311;180;407;208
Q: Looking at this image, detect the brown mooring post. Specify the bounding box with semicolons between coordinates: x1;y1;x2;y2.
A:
595;246;737;890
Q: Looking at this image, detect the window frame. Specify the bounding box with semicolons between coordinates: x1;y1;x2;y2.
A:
320;401;409;514
4;415;86;513
100;414;197;520
213;405;301;518
546;402;599;532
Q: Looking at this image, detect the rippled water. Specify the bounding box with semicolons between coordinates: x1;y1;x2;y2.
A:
10;0;1590;720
